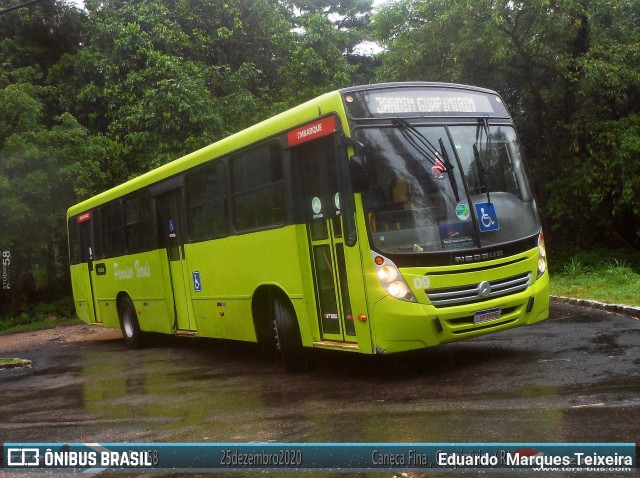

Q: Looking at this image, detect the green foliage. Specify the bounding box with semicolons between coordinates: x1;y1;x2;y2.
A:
561;258;592;279
551;248;640;306
0;297;78;333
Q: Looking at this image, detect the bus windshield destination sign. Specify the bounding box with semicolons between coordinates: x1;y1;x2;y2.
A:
344;87;507;118
370;93;491;114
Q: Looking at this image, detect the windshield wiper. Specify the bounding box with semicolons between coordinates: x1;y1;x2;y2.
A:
392;118;460;202
474;116;492;203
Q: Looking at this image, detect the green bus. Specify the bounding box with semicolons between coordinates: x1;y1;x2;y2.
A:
67;82;549;372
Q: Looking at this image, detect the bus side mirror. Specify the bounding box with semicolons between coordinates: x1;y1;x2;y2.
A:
350;155;369;193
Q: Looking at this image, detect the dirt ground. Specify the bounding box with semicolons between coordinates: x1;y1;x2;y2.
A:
0;324;122;356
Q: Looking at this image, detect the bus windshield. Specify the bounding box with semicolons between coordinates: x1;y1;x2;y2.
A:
356;123;540;254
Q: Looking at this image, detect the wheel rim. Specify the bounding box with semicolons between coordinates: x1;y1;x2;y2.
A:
273;319;281;351
123;310;135;338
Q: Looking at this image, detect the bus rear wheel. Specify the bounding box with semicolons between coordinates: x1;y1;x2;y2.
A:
118;296;143;349
272;295;306;373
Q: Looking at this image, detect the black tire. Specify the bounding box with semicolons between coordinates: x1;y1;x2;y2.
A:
118;296;143;349
272;295;306;373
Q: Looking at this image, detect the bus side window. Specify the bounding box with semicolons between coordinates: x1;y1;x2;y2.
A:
68;217;81;264
101;201;125;258
186;161;229;241
231;143;284;232
92;212;102;259
124;190;155;253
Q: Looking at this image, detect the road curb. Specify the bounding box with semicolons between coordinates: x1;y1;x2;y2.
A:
551;295;640;320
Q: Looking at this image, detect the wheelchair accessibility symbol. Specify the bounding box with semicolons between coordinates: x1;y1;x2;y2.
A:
475;202;500;232
192;271;202;292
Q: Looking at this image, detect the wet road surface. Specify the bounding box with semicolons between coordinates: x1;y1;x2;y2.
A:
1;302;638;477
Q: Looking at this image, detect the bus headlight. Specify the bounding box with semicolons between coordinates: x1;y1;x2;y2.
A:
377;265;398;283
372;252;416;302
388;281;409;299
537;232;547;278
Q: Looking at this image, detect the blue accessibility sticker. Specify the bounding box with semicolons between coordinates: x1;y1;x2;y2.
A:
475;202;500;232
192;271;202;292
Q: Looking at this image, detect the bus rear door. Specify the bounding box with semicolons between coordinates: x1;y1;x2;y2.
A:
157;190;197;332
77;214;101;324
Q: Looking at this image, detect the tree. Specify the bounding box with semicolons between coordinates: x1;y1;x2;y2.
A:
278;0;375;104
51;0;223;173
0;0;91;312
0;83;110;313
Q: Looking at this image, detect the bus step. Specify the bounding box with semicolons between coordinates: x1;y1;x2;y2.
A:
312;341;359;352
174;330;199;337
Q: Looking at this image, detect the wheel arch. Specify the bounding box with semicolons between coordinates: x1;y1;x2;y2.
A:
116;291;131;312
115;291;145;348
251;284;286;347
251;284;312;345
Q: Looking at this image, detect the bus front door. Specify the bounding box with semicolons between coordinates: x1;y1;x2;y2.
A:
293;136;357;343
158;191;196;332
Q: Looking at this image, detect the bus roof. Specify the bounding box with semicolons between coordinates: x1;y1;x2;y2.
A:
338;81;499;96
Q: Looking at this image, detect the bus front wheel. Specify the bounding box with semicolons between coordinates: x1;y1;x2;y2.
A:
272;296;306;373
118;296;143;349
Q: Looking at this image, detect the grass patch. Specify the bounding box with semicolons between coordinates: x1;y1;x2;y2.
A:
0;296;82;335
550;248;640;306
0;358;32;369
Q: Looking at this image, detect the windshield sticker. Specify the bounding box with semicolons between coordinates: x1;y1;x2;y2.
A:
455;203;470;221
312;197;323;219
431;156;447;179
439;223;475;250
475;202;500;232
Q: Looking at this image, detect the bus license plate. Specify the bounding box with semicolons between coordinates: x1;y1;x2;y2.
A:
473;307;501;324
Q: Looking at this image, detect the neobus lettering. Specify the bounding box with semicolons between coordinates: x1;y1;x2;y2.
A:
454;251;503;264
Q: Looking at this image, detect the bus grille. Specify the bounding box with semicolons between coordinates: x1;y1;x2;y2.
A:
426;272;532;308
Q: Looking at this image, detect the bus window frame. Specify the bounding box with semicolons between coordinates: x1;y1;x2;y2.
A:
100;200;126;259
123;188;156;254
229;140;286;234
68;217;81;265
185;159;230;243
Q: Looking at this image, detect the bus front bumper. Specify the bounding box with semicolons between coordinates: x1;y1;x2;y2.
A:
369;274;550;354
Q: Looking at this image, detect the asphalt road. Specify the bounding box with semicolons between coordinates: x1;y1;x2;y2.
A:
1;302;638;477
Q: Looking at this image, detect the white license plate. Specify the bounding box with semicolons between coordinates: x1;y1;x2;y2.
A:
473;307;502;324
